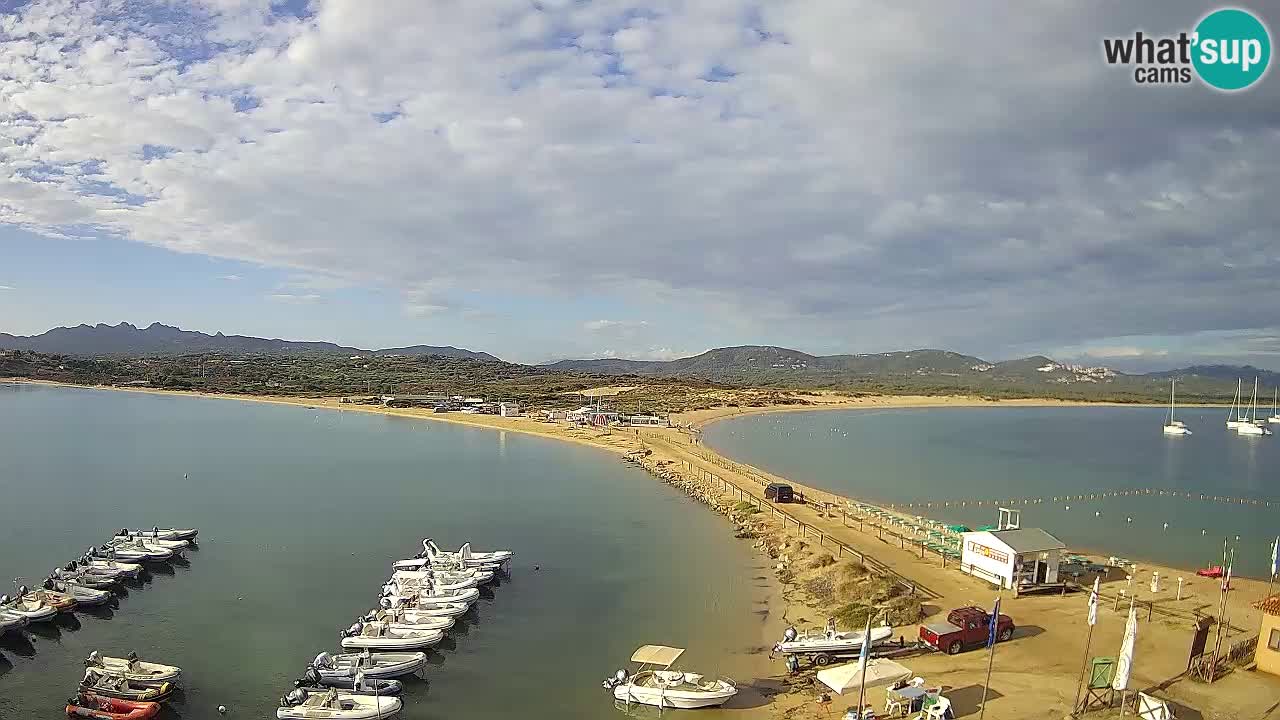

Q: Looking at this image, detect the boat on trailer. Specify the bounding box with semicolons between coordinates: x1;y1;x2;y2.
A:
772;622;894;664
603;645;737;709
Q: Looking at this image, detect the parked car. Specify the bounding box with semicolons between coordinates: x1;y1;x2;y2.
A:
919;606;1014;655
765;483;794;503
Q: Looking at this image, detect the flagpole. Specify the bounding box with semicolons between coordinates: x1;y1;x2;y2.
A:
978;593;1002;720
855;613;872;717
1071;576;1101;717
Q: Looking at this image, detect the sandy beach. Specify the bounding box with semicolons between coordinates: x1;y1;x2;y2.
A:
6;379;1275;719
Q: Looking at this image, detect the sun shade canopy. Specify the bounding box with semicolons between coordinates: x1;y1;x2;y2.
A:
631;645;685;667
817;659;913;695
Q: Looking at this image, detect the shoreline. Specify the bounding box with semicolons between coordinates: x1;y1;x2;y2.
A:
8;379;1277;718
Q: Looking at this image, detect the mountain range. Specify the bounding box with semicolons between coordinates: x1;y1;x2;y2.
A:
0;323;500;361
4;325;1277;395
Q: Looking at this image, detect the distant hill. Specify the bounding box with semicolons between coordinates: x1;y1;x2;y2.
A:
1147;364;1280;387
0;322;500;361
542;345;1275;400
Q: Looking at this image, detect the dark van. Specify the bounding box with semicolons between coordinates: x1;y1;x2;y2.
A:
765;483;794;503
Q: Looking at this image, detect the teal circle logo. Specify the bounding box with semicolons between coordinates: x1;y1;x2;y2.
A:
1192;8;1271;91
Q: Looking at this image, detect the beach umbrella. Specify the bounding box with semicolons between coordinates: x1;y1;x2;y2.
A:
817;659;913;695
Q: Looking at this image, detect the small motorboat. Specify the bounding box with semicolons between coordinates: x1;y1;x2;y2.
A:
0;591;58;623
56;562;125;585
80;669;174;702
66;692;160;720
277;687;402;720
360;607;454;633
295;668;402;696
391;558;497;584
92;544;152;563
380;580;479;606
311;651;426;681
0;609;29;634
1197;565;1224;578
112;532;189;550
26;585;79;612
126;527;198;541
375;596;470;619
603;645;737;709
85;651;181;686
79;553;143;579
390;569;478;592
421;539;512;568
340;620;442;651
45;579;112;607
772;622;894;656
102;540;173;562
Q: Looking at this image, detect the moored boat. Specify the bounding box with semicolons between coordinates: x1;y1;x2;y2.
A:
277;688;402;719
295;668;403;696
359;608;454;633
112;532;189;550
85;651;181;686
340;620;442;651
772;622;894;656
80;670;174;702
126;527;198;541
0;590;58;623
45;579;112;607
65;693;160;720
603;645;737;709
311;651;426;681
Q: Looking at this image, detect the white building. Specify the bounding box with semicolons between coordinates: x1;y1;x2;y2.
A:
626;414;669;427
960;528;1066;590
499;402;520;417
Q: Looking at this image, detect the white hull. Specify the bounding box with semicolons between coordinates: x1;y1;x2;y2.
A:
128;528;198;541
1227;420;1243;429
389;601;470;619
89;655;182;685
774;625;893;655
0;612;29;633
115;535;189;550
1;599;57;623
341;627;443;651
277;694;401;719
312;652;426;680
1162;425;1191;435
613;683;736;709
365;611;454;633
83;559;142;578
1237;423;1272;436
382;586;480;606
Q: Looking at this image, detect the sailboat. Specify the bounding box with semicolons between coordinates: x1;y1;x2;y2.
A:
1236;377;1273;436
1226;379;1244;429
1162;379;1191;435
1269;388;1280;425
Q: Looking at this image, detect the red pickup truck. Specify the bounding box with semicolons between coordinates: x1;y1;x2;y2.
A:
919;606;1015;655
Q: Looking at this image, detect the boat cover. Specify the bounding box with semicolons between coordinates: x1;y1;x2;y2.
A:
631;645;684;667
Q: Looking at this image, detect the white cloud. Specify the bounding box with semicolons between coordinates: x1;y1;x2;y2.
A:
217;274;243;281
268;293;320;304
0;1;1277;361
0;285;13;290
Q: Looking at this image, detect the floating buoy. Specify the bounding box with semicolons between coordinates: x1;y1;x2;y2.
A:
218;705;227;714
1163;523;1169;530
1095;511;1101;518
1127;517;1133;524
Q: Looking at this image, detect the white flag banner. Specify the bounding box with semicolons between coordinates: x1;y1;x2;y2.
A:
1112;601;1138;691
1271;536;1278;579
1087;576;1099;626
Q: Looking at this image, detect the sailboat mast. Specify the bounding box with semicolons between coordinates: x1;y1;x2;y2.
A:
1168;380;1176;423
1252;377;1260;423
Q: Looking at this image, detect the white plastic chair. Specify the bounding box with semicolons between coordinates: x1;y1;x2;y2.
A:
884;692;907;718
910;677;926;688
913;696;950;720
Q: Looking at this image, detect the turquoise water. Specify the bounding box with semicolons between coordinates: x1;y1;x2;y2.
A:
703;407;1280;577
0;385;763;719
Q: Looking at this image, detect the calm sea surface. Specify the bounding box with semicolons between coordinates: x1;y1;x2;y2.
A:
0;385;763;719
704;406;1280;577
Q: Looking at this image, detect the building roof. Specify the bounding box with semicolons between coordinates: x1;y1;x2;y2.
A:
988;528;1066;553
1255;595;1280;617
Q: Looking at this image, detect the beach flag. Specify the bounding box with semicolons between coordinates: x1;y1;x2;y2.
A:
1087;576;1099;626
1112;600;1137;691
1222;559;1233;594
987;596;1001;648
1271;536;1278;578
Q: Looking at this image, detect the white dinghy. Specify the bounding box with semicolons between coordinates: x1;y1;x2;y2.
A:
86;651;182;686
277;687;401;720
311;651;425;681
359;606;454;634
389;569;479;592
340;620;443;651
421;539;511;568
603;645;737;709
113;530;189;550
0;592;58;623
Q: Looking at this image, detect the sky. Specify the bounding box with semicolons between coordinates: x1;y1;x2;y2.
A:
1;1;1279;369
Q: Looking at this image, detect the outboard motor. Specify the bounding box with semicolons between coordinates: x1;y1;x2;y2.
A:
341;621;363;638
313;652;333;669
0;595;9;606
303;667;322;685
602;668;628;690
281;688;307;707
87;651;102;666
16;585;28;598
783;626;798;642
